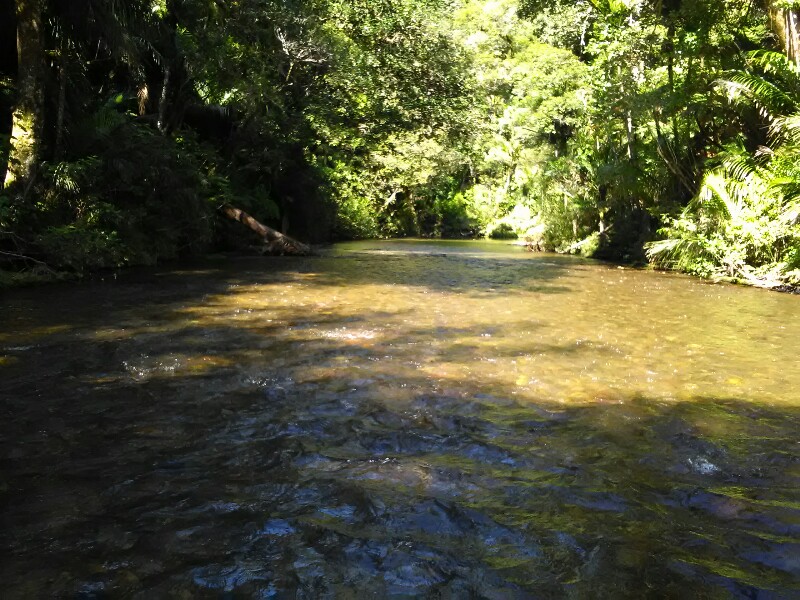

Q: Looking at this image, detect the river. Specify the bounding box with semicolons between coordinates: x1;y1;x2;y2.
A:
1;240;799;597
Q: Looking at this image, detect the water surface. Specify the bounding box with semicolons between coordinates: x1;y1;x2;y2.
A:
1;240;799;597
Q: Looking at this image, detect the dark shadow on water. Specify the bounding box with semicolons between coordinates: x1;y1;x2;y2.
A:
0;247;576;342
0;250;799;597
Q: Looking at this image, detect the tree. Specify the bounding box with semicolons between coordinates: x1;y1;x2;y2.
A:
3;0;46;194
765;0;800;66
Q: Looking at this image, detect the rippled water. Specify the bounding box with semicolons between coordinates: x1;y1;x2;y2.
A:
1;240;799;598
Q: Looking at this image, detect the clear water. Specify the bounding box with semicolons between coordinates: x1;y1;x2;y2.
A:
1;240;799;597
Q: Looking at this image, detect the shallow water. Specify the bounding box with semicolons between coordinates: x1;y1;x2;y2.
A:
1;239;799;598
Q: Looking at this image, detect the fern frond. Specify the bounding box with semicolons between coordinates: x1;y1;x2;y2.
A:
717;74;797;120
771;113;800;143
746;50;800;81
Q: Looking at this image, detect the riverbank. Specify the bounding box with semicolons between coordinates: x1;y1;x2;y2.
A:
3;238;800;295
516;238;800;294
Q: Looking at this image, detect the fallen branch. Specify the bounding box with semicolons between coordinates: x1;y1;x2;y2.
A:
562;236;595;254
561;227;612;255
0;249;51;267
0;250;57;276
221;205;312;256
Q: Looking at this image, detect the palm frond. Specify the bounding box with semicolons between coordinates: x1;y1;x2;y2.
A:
693;171;738;220
646;234;715;272
720;150;760;183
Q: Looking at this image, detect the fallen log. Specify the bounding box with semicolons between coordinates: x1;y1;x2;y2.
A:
221;205;312;256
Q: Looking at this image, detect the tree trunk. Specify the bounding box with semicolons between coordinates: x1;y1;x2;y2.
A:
54;37;67;160
665;23;680;144
158;66;171;133
789;10;800;66
767;1;800;66
222;205;312;255
625;111;637;162
3;0;46;193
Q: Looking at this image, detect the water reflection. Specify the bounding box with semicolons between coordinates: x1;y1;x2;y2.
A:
1;241;799;597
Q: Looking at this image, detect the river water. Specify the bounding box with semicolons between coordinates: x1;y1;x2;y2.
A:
1;240;799;597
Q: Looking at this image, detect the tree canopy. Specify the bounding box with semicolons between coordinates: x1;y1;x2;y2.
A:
1;0;799;288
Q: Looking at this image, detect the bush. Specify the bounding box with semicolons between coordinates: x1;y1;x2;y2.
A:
487;222;518;239
38;224;126;272
29;113;222;271
334;193;380;240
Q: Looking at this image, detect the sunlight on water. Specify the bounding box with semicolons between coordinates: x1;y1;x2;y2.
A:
1;240;799;597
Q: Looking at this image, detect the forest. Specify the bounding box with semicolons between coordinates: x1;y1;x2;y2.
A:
2;0;800;289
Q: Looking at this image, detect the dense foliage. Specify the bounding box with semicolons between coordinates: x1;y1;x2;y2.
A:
2;0;799;288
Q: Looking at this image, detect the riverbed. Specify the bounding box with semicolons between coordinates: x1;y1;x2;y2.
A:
1;240;799;597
